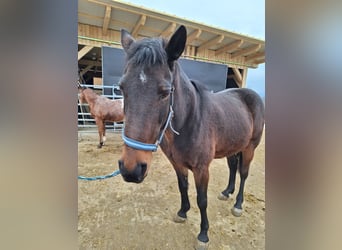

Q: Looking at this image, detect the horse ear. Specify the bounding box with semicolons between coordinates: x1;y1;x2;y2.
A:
165;25;187;62
121;29;135;52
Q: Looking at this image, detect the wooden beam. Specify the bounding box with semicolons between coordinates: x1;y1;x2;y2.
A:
241;67;248;88
232;67;242;84
186;29;202;44
245;52;265;62
102;5;111;35
160;22;176;38
231;44;261;59
233;76;241;87
78;45;94;61
79;65;93;77
132;15;146;37
215;40;243;56
197;34;224;52
253;58;265;64
78;59;102;67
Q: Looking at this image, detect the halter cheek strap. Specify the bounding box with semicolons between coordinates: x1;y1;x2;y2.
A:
122;87;179;152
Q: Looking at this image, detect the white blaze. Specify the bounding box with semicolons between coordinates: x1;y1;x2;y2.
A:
139;70;147;83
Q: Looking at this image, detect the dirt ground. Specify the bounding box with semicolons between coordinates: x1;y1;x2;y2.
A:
78;131;265;250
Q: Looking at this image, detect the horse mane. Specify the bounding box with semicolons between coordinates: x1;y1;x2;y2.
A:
127;38;168;67
190;79;210;94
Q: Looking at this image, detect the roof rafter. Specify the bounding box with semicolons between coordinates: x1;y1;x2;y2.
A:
197;34;224;52
231;44;261;59
186;29;202;44
215;40;243;56
102;5;111;35
131;15;146;37
160;22;176;38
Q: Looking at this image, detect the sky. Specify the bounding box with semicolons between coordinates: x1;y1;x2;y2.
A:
124;0;265;98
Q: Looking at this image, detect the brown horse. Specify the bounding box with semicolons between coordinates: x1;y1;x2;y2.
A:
118;25;264;249
78;85;124;148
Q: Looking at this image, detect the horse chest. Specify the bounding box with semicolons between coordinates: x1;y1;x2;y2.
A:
161;135;213;168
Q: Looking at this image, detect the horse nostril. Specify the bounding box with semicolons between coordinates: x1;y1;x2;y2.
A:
118;160;147;183
140;163;147;176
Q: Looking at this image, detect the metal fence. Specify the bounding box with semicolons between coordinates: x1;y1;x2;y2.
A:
78;84;123;133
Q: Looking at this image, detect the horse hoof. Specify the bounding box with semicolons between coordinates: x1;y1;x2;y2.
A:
195;239;209;250
217;193;229;201
173;214;187;223
231;207;243;217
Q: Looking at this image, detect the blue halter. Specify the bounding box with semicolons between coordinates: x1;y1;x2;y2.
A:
122;87;179;152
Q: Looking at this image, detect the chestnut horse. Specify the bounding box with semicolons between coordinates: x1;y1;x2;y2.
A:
78;84;124;148
118;25;264;249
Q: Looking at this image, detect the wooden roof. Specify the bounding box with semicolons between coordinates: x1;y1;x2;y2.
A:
78;0;265;68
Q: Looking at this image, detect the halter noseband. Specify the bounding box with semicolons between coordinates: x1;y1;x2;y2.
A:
122;87;179;152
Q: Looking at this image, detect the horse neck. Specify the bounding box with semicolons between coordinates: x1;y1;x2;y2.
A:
172;63;201;130
83;89;98;108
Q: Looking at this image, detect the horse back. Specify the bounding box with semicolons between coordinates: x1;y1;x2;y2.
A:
215;88;264;144
205;88;264;157
94;97;124;122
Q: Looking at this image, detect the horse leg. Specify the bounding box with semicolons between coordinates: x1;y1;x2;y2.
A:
174;167;190;223
218;153;240;200
95;118;104;148
102;121;106;145
231;148;254;217
193;167;210;249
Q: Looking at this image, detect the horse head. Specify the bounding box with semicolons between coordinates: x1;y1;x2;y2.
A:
118;25;187;183
78;81;87;104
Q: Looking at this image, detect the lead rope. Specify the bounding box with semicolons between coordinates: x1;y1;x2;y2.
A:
78;169;121;181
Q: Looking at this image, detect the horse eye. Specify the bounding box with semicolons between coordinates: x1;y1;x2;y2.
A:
159;90;170;100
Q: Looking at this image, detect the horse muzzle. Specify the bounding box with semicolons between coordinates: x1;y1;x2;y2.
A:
118;160;147;183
